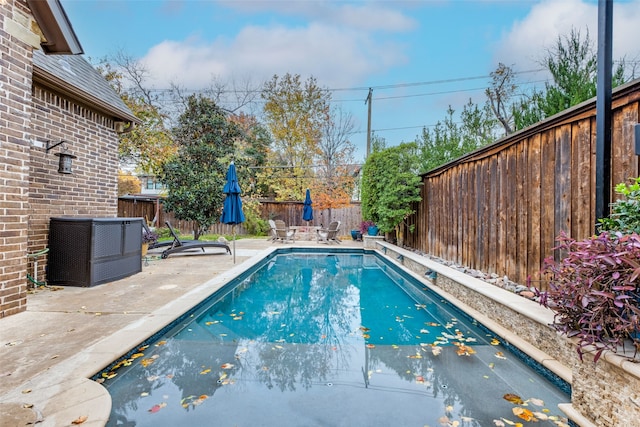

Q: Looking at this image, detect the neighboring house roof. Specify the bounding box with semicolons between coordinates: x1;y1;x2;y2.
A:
33;49;139;124
27;0;83;54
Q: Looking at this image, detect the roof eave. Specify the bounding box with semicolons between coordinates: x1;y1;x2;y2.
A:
32;67;140;124
27;0;83;55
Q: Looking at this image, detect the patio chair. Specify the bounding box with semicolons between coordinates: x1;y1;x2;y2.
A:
268;219;278;242
274;219;296;243
160;221;231;258
316;221;341;244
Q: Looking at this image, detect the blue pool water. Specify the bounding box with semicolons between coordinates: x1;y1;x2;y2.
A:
100;250;570;427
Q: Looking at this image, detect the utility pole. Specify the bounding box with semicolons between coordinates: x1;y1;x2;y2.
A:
365;88;372;158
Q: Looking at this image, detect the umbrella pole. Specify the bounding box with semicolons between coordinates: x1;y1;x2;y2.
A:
232;225;236;264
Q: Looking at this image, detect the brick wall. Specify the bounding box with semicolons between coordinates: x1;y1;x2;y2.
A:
0;0;36;317
1;0;121;316
28;85;120;281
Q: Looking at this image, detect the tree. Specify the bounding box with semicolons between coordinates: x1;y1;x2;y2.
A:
117;171;141;196
513;28;629;130
361;143;422;244
96;52;176;175
419;100;495;173
485;63;517;135
311;107;358;223
260;73;331;200
160;95;243;239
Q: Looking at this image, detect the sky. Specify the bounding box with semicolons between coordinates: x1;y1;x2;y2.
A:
61;0;640;162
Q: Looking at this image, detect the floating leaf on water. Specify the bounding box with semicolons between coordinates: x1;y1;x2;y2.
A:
420;329;429;334
366;344;375;349
147;375;159;381
155;340;167;346
140;392;149;397
233;316;243;320
148;402;167;413
274;345;283;349
437;416;450;426
220;363;234;369
456;344;476;356
415;304;426;309
532;412;548;420
500;418;516;425
445;405;454;413
426;322;440;327
362;334;370;339
71;415;88;424
503;394;524;404
359;326;370;332
140;358;155;367
391;344;399;349
131;353;144;359
512;407;535;421
431;346;442;356
139;345;149;351
415;375;424;383
492;420;506;427
491;338;501;345
495;352;507;359
219;333;227;337
488;363;495;369
200;368;211;375
529;397;544;406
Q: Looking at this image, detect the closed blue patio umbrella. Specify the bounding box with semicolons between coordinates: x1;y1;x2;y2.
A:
302;189;313;223
220;162;245;263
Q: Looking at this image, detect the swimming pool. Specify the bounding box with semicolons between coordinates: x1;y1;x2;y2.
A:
98;249;570;426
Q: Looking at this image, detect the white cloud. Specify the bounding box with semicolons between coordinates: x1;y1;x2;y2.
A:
217;0;417;32
140;19;409;90
493;0;595;70
494;0;640;72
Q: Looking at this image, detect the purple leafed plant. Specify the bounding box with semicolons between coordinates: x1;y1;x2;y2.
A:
359;220;376;235
537;230;640;363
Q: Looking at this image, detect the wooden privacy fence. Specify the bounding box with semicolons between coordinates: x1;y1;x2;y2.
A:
118;196;362;238
404;78;640;288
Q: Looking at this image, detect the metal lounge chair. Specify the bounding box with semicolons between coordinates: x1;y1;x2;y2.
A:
160;221;231;258
274;219;296;243
316;221;341;244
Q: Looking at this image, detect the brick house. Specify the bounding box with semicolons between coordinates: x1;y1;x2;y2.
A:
1;0;138;317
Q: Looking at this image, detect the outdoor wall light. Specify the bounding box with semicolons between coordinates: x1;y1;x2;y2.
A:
425;269;437;280
46;140;77;174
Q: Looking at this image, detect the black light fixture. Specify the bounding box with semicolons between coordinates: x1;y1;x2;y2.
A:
46;140;77;174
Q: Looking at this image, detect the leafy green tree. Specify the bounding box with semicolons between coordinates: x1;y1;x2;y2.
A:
161;95;243;239
419;100;496;172
260;73;330;200
513;28;628;129
361;143;422;243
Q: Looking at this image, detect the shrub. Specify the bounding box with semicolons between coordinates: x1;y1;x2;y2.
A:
359;220;376;235
537;231;640;362
598;176;640;235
